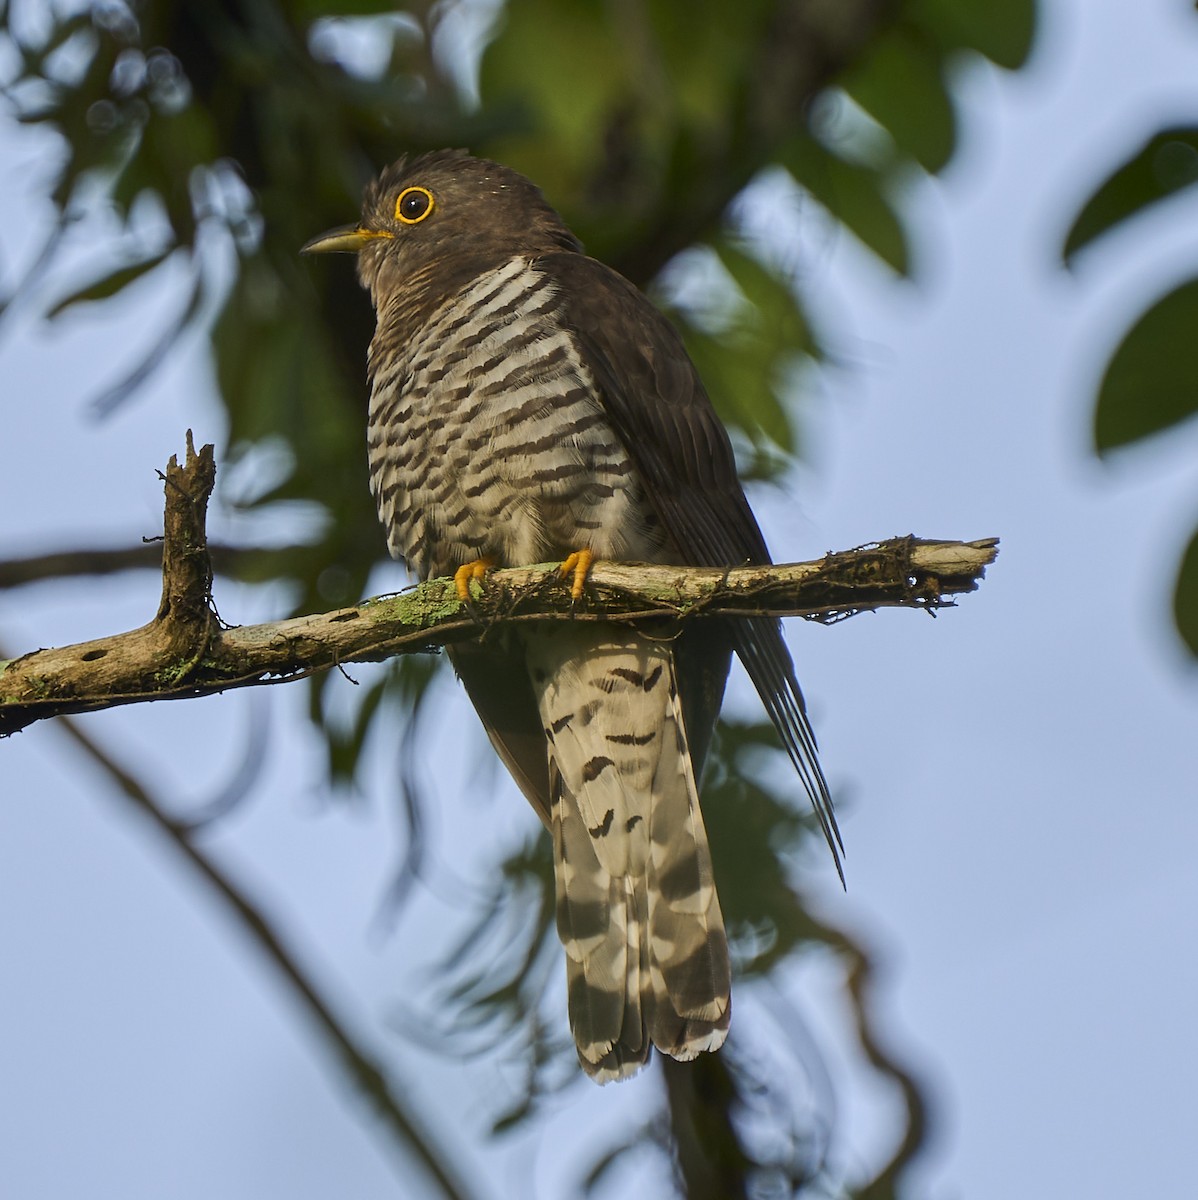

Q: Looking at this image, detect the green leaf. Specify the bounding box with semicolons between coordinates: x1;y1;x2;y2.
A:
215;255;353;451
714;241;808;348
1095;278;1198;453
783;137;910;274
842;24;956;174
645;0;773;131
1063;128;1198;263
45;250;174;318
913;0;1037;70
1175;525;1198;658
479;0;624;182
679;238;821;455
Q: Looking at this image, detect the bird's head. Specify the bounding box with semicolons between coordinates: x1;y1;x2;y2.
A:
302;150;582;310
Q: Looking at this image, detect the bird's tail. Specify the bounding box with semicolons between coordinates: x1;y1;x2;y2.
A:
527;626;730;1083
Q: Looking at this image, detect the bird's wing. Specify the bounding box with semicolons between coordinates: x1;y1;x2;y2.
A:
545;252;844;879
448;641;553;828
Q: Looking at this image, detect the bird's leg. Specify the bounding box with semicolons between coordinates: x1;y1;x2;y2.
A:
454;555;496;601
560;548;595;601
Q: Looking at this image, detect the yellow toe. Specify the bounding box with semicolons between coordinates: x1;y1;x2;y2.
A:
454;556;495;601
560;548;595;601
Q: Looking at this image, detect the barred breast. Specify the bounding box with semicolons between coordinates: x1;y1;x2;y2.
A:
366;255;667;580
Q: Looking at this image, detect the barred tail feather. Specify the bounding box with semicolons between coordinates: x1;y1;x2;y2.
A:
529;627;730;1083
646;715;730;1061
553;785;650;1080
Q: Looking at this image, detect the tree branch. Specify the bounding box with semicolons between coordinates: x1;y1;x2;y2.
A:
0;542;296;590
0;437;999;736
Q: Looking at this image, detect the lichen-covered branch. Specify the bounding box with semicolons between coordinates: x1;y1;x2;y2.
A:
0;437;998;736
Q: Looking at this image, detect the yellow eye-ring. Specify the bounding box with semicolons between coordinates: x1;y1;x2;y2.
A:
395;186;434;224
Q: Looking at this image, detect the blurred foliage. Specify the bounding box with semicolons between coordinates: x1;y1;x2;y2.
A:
1093;280;1198;454
1176;528;1198;658
1062;117;1198;657
0;0;1037;1194
1062;127;1198;264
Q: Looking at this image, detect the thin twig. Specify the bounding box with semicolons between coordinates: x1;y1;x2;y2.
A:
806;913;933;1199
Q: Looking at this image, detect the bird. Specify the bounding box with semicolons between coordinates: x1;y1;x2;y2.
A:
302;149;840;1083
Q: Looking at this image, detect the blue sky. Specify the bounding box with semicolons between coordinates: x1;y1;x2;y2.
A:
3;1;1198;1197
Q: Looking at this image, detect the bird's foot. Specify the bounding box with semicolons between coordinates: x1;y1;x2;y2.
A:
454;556;496;601
560;548;595;601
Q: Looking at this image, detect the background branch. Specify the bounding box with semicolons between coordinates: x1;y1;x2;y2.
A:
0;542;296;590
52;712;484;1200
0;438;998;735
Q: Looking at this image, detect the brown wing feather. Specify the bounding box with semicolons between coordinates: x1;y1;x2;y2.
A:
448;642;552;827
545;253;844;879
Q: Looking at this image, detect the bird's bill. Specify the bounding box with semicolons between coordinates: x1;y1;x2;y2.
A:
300;225;393;254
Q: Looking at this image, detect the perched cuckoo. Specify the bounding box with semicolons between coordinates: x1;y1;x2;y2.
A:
303;150;840;1083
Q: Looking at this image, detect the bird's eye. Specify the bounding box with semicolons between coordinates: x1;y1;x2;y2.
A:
395;186;434;224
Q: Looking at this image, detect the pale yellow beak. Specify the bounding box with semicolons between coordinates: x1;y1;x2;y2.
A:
300;225;393;254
